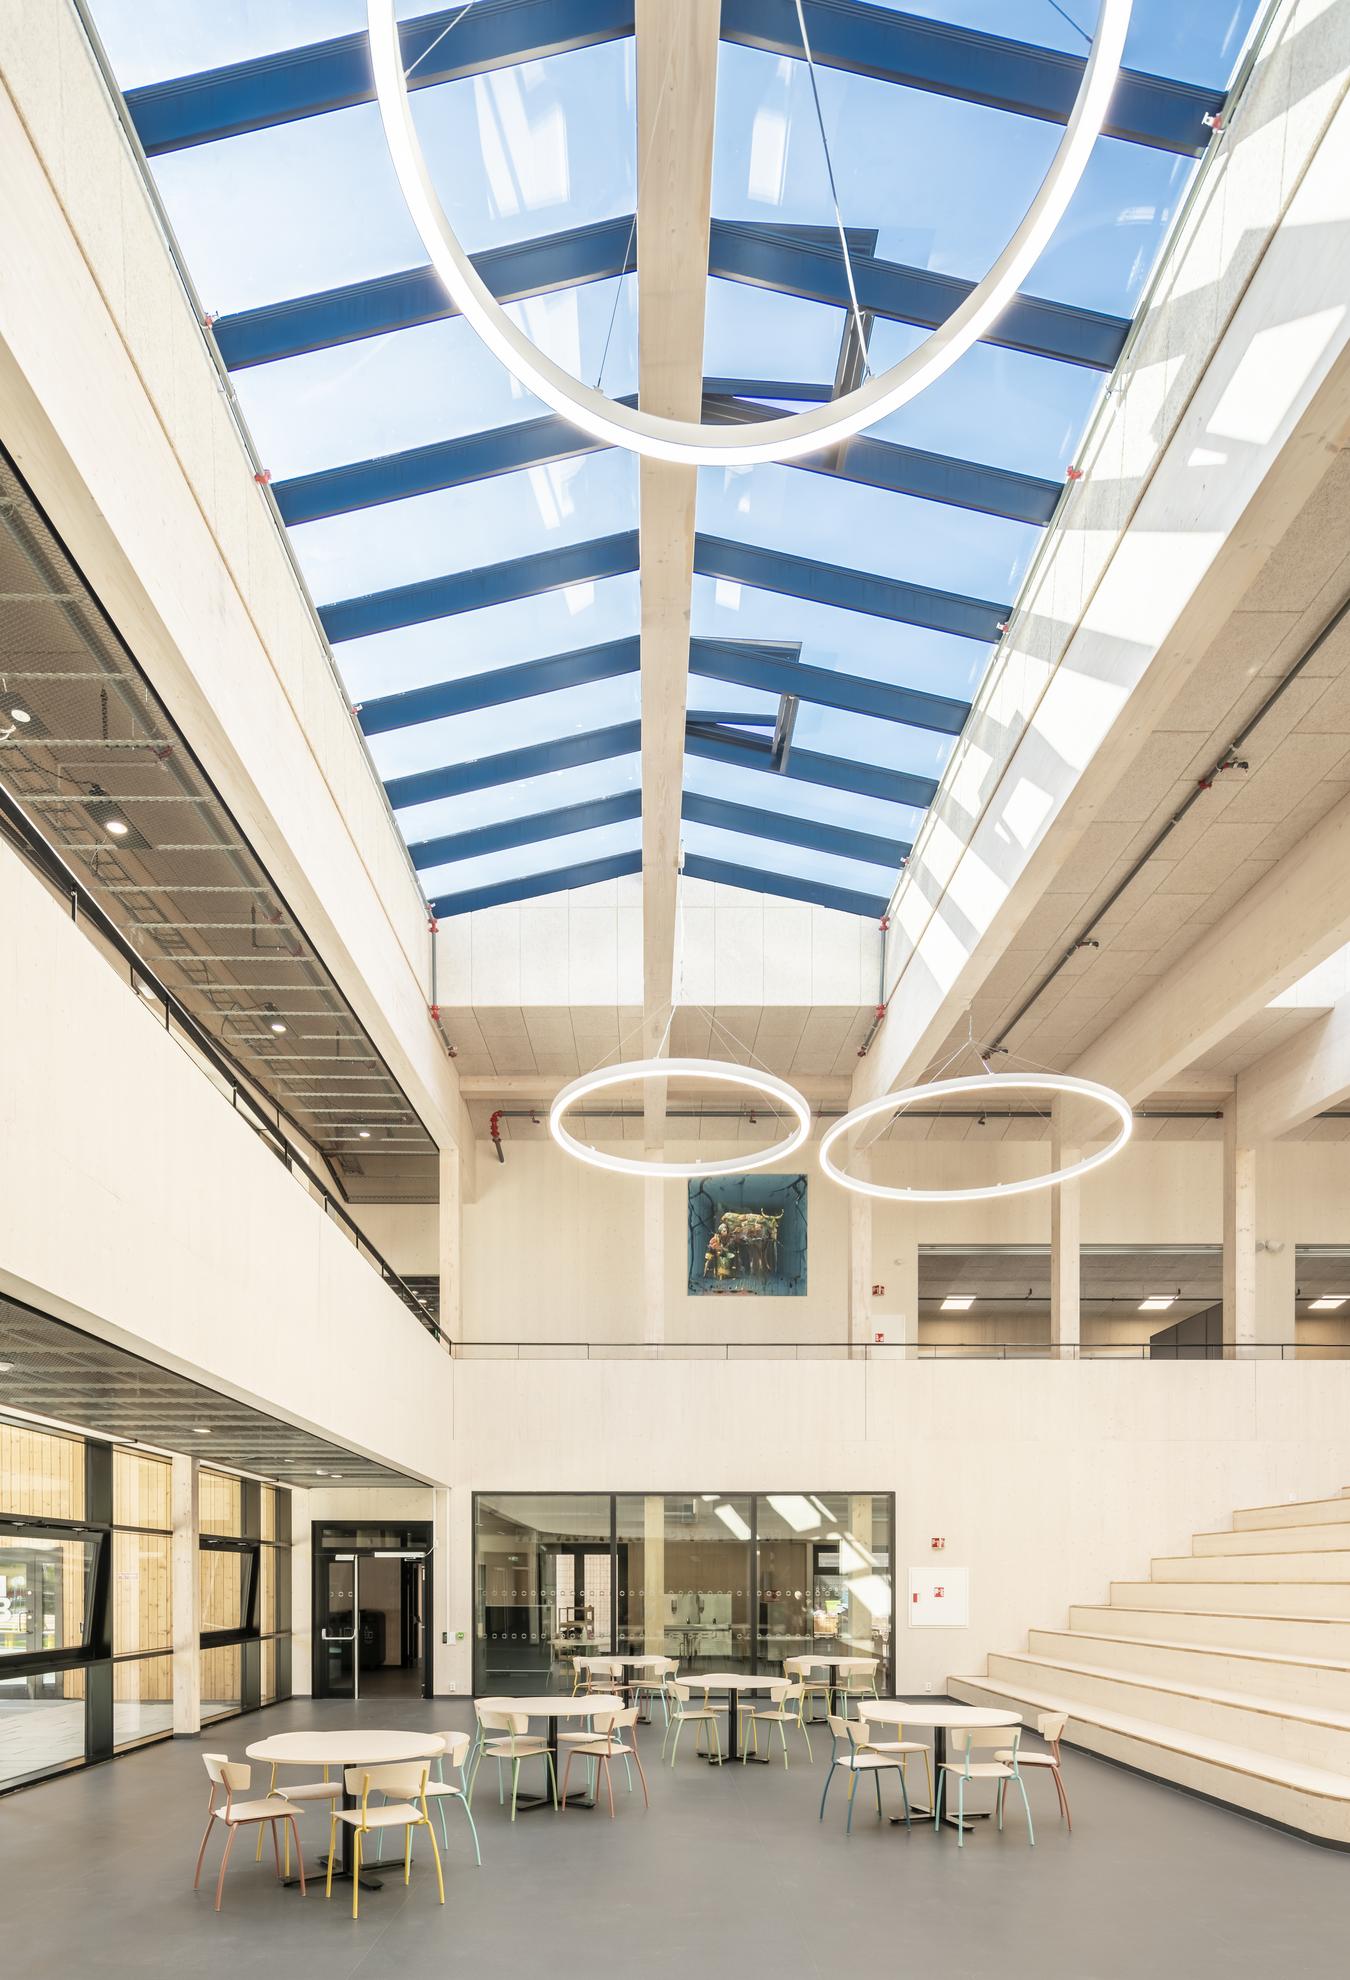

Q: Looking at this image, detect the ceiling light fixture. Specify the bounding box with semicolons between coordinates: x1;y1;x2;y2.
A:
105;817;129;838
1309;1296;1348;1311
191;1426;211;1435
1138;1296;1175;1312
714;1503;752;1542
358;1129;371;1140
940;1295;976;1311
819;1073;1132;1203
367;0;1131;467
550;1057;811;1179
9;706;31;724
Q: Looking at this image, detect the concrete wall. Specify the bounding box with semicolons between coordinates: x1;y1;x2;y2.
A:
0;838;453;1484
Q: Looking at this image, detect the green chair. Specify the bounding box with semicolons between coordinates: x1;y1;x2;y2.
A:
664;1680;722;1766
934;1725;1035;1849
818;1714;910;1833
472;1706;557;1820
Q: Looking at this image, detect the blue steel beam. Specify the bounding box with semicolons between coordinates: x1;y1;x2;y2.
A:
319;531;640;645
680;792;908;869
689;636;969;734
712;221;1127;371
276;392;1058;528
694;536;1007;644
214;217;636;369
357;637;640;736
685;722;937;808
681;852;888;921
431;850;642;918
385;721;640;810
720;0;1224;157
409;791;641;870
215;218;1122;371
125;0;634;154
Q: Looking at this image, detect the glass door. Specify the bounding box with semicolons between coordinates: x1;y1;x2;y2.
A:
318;1554;358;1699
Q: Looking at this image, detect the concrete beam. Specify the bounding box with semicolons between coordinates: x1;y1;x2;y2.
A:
1236;995;1350;1143
636;0;720;1130
1076;794;1350;1103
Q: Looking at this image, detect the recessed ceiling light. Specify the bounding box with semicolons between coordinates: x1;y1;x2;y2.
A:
1309;1296;1348;1311
105;817;129;838
191;1425;211;1435
941;1295;975;1311
9;706;31;724
269;1019;287;1035
1139;1296;1175;1312
0;1361;13;1374
358;1130;371;1140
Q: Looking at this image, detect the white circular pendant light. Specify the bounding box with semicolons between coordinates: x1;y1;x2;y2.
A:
367;0;1132;468
818;1072;1132;1203
550;1057;811;1178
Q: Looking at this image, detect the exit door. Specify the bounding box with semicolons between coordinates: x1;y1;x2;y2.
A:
318;1554;358;1699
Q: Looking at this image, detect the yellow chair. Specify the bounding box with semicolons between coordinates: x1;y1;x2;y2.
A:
326;1763;445;1920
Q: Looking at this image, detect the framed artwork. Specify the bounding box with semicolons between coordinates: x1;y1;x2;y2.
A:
687;1174;808;1296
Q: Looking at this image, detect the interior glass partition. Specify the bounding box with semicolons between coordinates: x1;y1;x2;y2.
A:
476;1493;894;1693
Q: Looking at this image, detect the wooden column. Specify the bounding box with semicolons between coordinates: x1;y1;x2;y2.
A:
171;1453;200;1735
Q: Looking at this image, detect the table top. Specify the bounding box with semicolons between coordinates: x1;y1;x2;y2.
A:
688;1672;784;1692
860;1700;1021;1730
795;1655;876;1670
245;1730;444;1767
477;1694;626;1718
574;1654;668;1670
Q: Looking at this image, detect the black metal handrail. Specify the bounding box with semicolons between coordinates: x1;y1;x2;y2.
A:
0;781;443;1344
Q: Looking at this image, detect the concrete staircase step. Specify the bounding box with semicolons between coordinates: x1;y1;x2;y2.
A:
948;1673;1350;1846
1113;1578;1350;1616
1195;1523;1350;1556
1070;1605;1350;1658
1234;1496;1350;1532
1153;1550;1350;1587
1035;1626;1350;1711
987;1650;1350;1768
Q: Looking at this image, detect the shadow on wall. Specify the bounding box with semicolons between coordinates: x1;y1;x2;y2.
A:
688;1174;808;1296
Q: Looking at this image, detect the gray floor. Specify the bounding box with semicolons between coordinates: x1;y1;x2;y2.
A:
5;1693;1350;1979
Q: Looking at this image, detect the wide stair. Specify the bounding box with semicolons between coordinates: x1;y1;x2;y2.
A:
949;1487;1350;1844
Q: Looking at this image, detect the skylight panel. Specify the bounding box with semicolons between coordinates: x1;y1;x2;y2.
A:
288;451;637;604
680;820;897;897
419;819;642;904
864;331;1104;480
865;1;1263;88
91;0;366;91
364;674;641;783
397;753;641;845
681;756;926;843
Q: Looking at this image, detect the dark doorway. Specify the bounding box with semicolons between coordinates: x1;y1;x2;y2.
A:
312;1524;433;1699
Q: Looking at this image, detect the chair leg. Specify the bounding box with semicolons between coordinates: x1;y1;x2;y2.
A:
437;1796;449;1850
603;1755;615;1820
933;1771;944;1832
283;1815;291;1880
957;1776;966;1849
404;1823;412;1886
873;1770;883;1818
819;1763;835;1822
1018;1776;1036;1846
193;1816;215;1891
898;1760;911;1832
997;1779;1006;1830
846;1771;858;1835
287;1817;306;1895
1054;1764;1073;1831
922;1748;934;1812
632;1743;650;1809
325;1815;337;1900
214;1823;236;1912
352;1831;362;1921
459;1792;482;1864
270;1818;282;1878
546;1749;559;1808
669;1719;682;1767
426;1818;446;1904
510;1759;521;1823
560;1750;575;1809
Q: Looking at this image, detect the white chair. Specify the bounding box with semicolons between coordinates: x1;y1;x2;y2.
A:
785;1655;831;1723
372;1731;481;1867
327;1764;444;1919
192;1753;306;1911
254;1760;340;1877
996;1711;1072;1829
836;1658;880;1717
472;1705;558;1819
935;1726;1035;1849
818;1716;911;1833
861;1720;933;1810
560;1706;650;1817
664;1680;722;1766
740;1680;813;1767
582;1656;627;1699
631;1656;679;1725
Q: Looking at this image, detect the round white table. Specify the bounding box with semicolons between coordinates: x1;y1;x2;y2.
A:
686;1674;785;1764
860;1700;1021;1834
245;1729;444;1886
476;1694;625;1812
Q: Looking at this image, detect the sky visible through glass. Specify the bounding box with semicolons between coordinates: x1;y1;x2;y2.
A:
90;0;1261;913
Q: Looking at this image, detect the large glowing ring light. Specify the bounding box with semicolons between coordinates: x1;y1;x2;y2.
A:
818;1072;1132;1203
367;0;1132;468
550;1057;812;1178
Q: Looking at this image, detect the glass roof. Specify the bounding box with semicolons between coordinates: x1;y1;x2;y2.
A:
89;0;1262;922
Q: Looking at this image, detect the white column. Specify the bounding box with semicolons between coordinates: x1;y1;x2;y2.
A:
444;1486;475;1697
171;1454;200;1735
430;1486;456;1694
1223;1107;1258;1355
1050;1102;1081;1360
891;1217;920;1359
643;1495;666;1652
289;1487;312;1696
643;1168;665;1346
438;1144;463;1342
1256;1227;1296;1356
848;1155;872;1357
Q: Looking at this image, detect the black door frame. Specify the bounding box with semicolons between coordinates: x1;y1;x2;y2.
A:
311;1522;435;1700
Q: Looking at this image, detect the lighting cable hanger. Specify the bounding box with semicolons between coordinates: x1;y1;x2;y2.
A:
367;0;1132;467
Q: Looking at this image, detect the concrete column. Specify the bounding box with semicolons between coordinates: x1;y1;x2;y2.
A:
438;1144;463;1342
1256;1233;1296;1356
289;1487;312;1696
643;1168;665;1346
643;1494;666;1652
891;1218;920;1358
171;1454;200;1735
1223;1107;1258;1355
847;1155;872;1357
1050;1103;1081;1360
445;1486;475;1697
430;1487;455;1695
